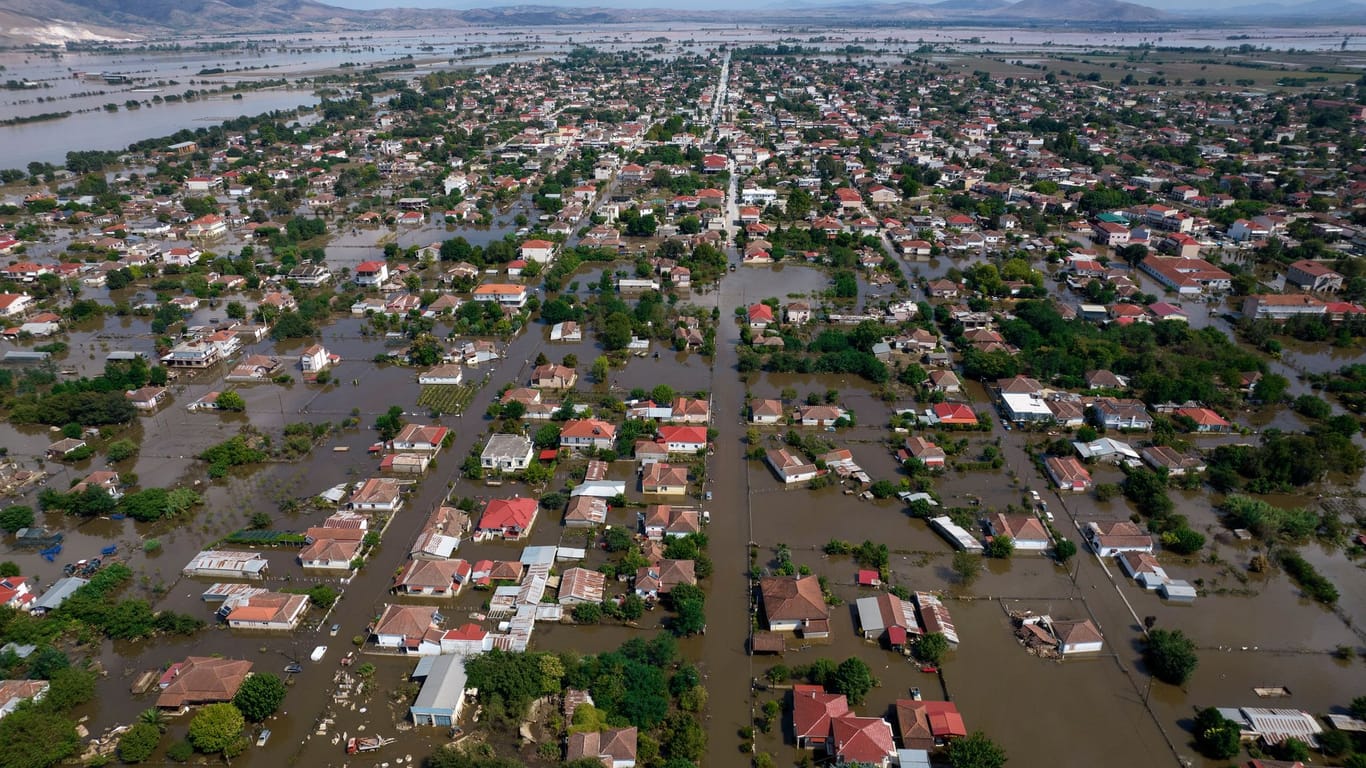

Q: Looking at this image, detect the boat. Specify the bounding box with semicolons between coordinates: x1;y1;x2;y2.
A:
284;662;303;674
919;665;939;674
310;645;327;662
330;624;340;637
346;735;394;754
256;729;271;747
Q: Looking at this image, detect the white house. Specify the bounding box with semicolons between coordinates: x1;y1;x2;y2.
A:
418;364;463;386
480;434;535;472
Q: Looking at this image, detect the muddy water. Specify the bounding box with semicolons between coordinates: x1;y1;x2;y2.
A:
697;248;760;764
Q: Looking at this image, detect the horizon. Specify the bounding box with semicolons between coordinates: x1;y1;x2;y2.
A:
320;0;1345;10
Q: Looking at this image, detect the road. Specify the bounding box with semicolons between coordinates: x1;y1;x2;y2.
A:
694;49;761;765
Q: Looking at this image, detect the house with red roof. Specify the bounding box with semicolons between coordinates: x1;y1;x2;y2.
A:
475;497;539;540
1046;456;1093;492
895;699;968;749
1174;407;1232;433
932;402;978;427
747;302;774;329
657;425;708;454
0;577;33;610
831;714;897;767
792;685;850;750
354;260;389;287
561;418;617;451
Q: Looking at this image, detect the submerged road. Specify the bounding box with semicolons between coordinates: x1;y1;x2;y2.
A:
694;48;760;766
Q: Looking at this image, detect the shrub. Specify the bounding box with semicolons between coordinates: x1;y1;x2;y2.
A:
1279;550;1339;604
117;721;162;763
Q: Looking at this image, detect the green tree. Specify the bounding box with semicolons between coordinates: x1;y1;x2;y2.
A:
668;583;706;636
1055;539;1077;562
985;535;1015;559
232;673;287;722
946;731;1008;768
1192;707;1241;759
408;333;444;366
1252;373;1288;404
0;705;79;768
26;646;69;679
106;439;138;462
117;721;162;763
375;405;405;440
214;391;246;412
0;505;34;533
600;313;633;350
1144;628;1199;685
952;550;982;585
830;657;874;705
915;632;950;666
42;667;95;710
187;702;244;755
592;356;611;383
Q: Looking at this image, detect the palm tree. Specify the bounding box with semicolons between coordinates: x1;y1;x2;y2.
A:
138;707;166;732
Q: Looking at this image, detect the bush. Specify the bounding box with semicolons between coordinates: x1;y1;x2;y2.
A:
985;535;1014;559
232;673;287;722
573;603;603;624
1192;707;1241;759
188;703;244;754
1144;628;1198;685
166;740;194;762
1055;539;1077;562
1279;550;1339;604
1161;527;1205;555
106;439;138;462
0;504;34;533
118;721;162;763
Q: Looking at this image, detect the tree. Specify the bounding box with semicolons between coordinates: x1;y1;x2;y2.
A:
118;721;162;763
868;479;899;499
1292;394;1332;420
1252;373;1288;404
591;356;611;383
214;391;246;412
0;561;17;577
375;405;405;440
106;439;138;462
985;535;1015;559
1350;694;1366;720
26;646;69;679
0;705;79;768
600;313;633;350
43;667;95;710
408;333;444;366
1144;628;1198;685
952;550;982;585
307;584;338;609
830;657;874;705
915;632;950;666
0;505;34;533
188;702;244;755
946;731;1008;768
668;583;706;636
1055;539;1078;562
1192;707;1241;759
1276;737;1310;762
232;673;287;722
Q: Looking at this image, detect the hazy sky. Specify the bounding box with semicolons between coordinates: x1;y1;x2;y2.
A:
322;0;1332;8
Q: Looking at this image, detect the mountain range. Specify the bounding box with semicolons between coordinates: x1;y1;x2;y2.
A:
0;0;1358;45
